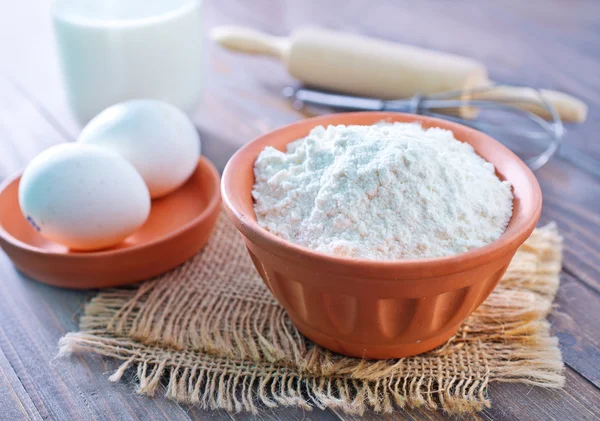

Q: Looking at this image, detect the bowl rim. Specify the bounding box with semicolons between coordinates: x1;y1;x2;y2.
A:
0;156;221;260
222;112;542;277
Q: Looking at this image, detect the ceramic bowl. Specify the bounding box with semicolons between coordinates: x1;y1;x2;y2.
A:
222;112;542;359
0;157;221;289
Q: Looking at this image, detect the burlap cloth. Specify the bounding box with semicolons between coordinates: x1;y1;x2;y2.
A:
59;213;564;415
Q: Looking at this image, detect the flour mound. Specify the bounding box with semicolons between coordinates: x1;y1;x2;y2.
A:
252;122;513;260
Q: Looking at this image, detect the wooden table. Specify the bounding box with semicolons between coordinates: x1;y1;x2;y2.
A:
1;1;598;420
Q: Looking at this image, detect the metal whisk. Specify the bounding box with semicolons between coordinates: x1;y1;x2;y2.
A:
284;84;564;171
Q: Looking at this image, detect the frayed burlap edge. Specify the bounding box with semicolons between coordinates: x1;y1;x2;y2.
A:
58;216;564;415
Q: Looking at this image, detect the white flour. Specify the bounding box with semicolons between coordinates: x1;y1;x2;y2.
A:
252;122;513;260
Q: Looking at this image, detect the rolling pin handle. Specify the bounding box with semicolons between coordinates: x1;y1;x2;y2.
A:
210;25;289;60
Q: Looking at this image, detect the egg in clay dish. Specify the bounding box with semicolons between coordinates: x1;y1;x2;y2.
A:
78;99;201;198
19;143;151;251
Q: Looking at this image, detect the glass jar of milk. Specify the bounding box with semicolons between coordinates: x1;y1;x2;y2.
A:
52;0;203;124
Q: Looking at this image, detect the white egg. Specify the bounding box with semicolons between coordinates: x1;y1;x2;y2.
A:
78;99;201;198
19;143;150;251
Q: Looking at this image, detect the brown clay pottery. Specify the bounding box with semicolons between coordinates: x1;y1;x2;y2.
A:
221;112;542;359
0;157;221;289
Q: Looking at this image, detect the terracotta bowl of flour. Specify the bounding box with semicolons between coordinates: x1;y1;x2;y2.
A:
222;112;542;359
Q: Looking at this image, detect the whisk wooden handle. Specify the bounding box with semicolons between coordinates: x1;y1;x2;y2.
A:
211;25;588;123
473;85;588;123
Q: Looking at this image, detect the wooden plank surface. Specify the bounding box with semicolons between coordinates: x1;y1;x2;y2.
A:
550;274;600;387
0;0;599;420
337;371;600;421
0;346;42;421
537;163;600;292
0;51;338;421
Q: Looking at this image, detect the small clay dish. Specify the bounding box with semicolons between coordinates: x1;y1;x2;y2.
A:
0;157;221;289
222;112;542;359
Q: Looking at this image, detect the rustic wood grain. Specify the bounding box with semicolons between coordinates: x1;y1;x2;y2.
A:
481;369;600;421
209;0;600;166
0;65;338;421
4;0;599;171
222;407;340;421
333;369;600;421
550;274;600;387
0;256;196;420
0;76;228;421
0;346;42;421
0;0;599;420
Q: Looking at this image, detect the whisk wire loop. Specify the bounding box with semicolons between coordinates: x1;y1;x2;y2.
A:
286;84;563;171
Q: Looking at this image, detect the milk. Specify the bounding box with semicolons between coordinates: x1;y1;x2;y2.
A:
52;0;203;124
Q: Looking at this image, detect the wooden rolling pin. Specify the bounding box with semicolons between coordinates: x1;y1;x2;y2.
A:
211;26;588;123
